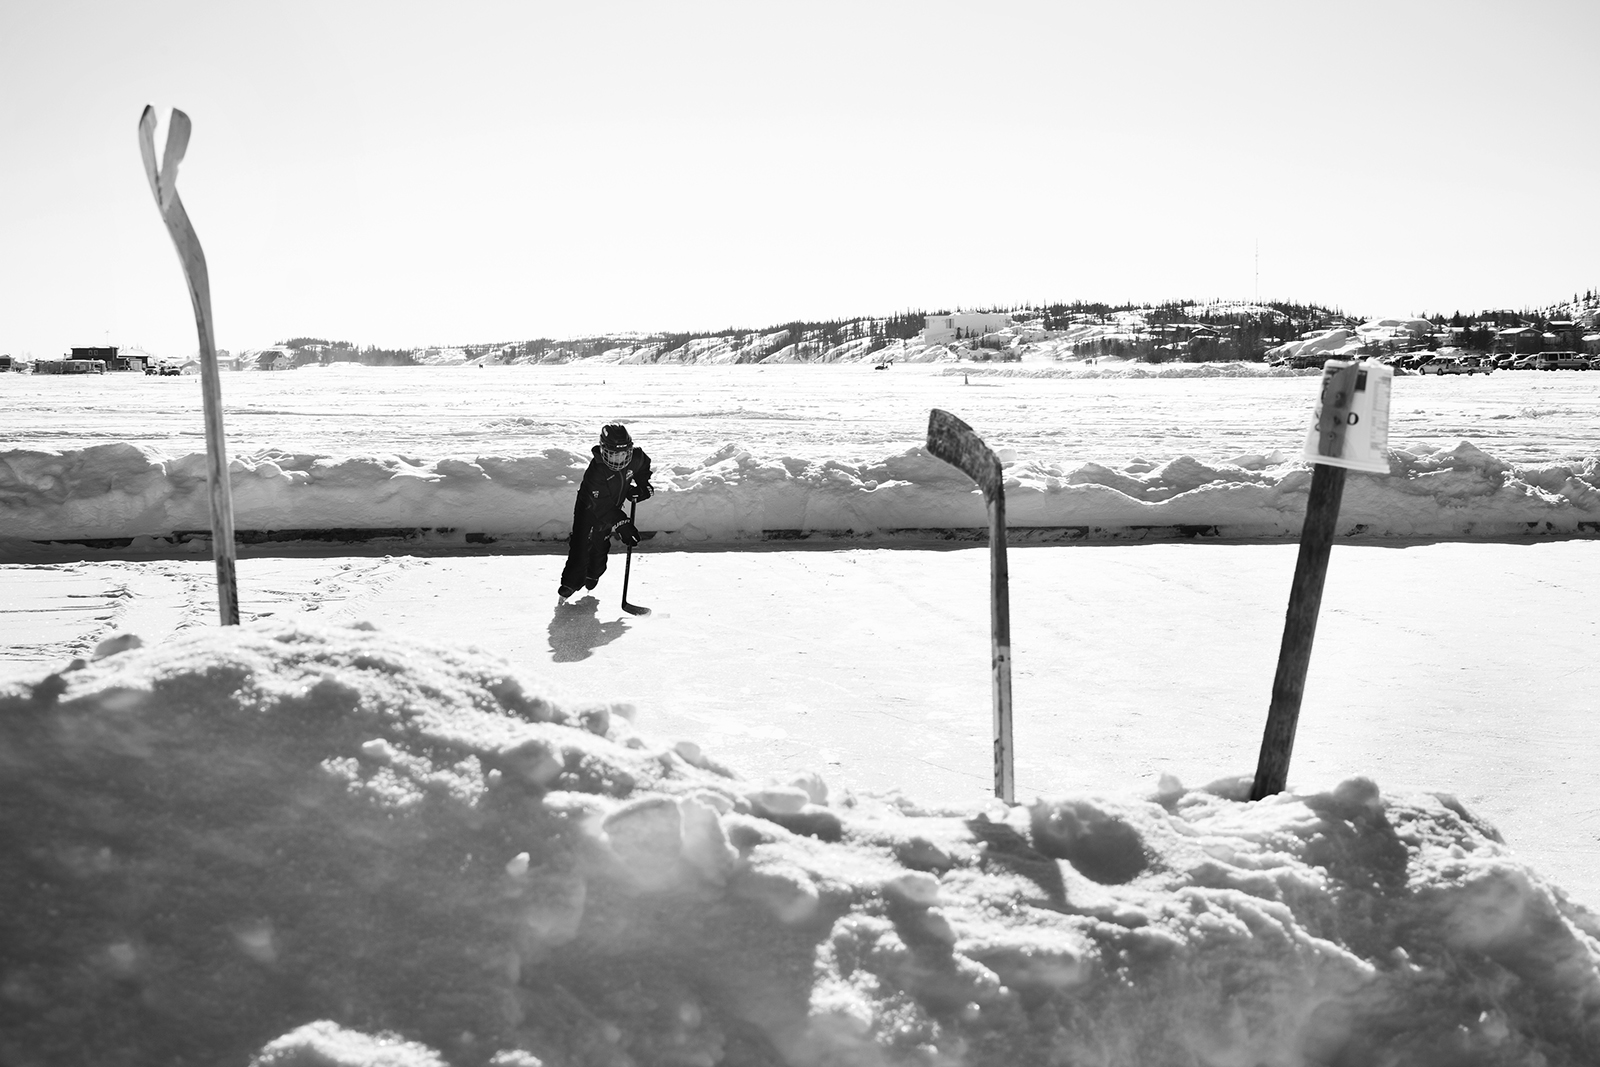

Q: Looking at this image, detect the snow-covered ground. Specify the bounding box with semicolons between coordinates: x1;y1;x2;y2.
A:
3;362;1599;1065
7;610;1599;1066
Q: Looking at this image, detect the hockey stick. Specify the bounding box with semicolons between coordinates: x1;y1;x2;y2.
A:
926;409;1014;803
620;498;649;616
137;106;239;626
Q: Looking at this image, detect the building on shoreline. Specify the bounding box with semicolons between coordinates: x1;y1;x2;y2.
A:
34;358;107;375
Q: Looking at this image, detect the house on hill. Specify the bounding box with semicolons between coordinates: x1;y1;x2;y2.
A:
1494;326;1544;355
244;346;298;370
921;313;1013;344
1545;321;1582;351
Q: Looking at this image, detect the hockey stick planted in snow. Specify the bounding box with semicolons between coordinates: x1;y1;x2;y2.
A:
137;106;239;625
620;498;650;616
926;409;1014;804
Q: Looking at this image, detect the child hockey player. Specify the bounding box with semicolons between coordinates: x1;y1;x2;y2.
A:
559;423;653;601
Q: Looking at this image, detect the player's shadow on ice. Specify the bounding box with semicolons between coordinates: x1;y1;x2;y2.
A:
547;596;630;662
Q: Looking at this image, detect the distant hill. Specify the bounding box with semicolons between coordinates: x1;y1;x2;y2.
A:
249;290;1593;369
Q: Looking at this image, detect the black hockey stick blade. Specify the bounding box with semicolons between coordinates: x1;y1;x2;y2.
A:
927;409;1002;502
620;498;650;615
620;558;650;614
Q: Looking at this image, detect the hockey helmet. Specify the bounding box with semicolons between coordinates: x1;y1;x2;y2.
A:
599;423;634;470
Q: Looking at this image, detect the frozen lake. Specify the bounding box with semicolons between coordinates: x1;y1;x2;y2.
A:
5;362;1600;469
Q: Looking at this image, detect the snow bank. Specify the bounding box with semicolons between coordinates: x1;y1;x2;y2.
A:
1264;320;1437;364
1358;317;1437;346
1264;328;1366;363
1182;301;1292;322
4;621;1597;1066
3;438;1598;551
411;348;471;367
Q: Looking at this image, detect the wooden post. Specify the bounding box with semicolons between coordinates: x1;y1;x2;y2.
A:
137;107;239;625
987;475;1014;803
926;409;1015;803
1250;361;1362;799
1250;462;1346;799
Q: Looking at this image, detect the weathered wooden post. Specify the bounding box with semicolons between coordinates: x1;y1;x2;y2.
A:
927;409;1014;803
1251;359;1392;800
137;107;239;625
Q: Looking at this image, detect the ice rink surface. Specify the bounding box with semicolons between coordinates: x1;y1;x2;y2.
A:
6;537;1597;909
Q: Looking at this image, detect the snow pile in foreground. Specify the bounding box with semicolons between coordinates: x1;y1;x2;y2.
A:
4;622;1598;1067
3;437;1599;550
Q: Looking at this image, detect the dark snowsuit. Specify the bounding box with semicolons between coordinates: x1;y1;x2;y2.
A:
561;445;653;593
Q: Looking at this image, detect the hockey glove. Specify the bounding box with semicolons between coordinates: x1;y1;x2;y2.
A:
612;520;642;547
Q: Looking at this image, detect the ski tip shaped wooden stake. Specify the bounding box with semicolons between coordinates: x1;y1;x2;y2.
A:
136;104;239;627
137;106;192;214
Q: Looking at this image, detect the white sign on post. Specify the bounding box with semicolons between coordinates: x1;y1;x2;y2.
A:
1301;359;1392;474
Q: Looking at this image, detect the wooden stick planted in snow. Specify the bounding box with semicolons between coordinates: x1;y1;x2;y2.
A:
926;409;1014;803
1252;360;1385;799
1250;461;1346;800
137;106;239;625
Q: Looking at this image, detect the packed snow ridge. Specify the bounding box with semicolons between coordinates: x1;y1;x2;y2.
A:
5;621;1598;1066
3;436;1598;550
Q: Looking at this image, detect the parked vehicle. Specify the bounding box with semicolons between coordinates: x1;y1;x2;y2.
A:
1511;354;1541;370
1535;352;1589;371
1421;355;1486;375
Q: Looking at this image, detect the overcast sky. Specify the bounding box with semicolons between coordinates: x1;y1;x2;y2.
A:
2;1;1595;357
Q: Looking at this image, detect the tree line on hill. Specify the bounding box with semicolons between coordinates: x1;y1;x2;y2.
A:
261;290;1593;368
1062;300;1339;363
276;310;934;367
270;339;417;368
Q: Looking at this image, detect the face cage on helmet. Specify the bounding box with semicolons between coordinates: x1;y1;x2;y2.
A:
601;445;634;471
